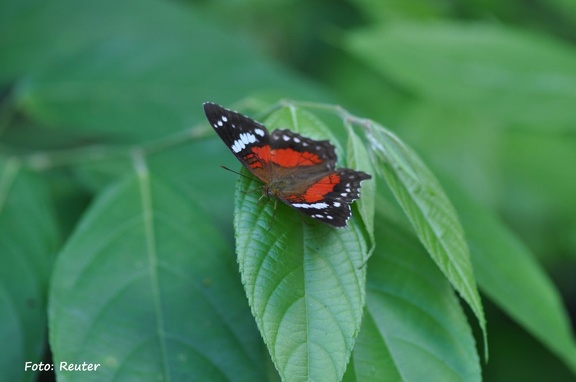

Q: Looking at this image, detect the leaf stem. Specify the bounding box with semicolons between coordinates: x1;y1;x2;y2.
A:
13;124;210;171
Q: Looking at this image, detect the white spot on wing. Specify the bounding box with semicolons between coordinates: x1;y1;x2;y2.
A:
241;133;253;144
231;133;257;153
254;128;265;137
222;116;228;122
292;202;329;209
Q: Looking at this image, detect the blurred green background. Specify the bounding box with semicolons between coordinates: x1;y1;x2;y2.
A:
1;0;575;381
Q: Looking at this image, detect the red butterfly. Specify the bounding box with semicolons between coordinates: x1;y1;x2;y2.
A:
204;103;371;227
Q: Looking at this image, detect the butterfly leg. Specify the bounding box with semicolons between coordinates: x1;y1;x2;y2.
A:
267;198;278;231
257;187;272;204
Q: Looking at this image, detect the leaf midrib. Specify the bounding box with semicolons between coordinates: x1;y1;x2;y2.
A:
136;158;171;382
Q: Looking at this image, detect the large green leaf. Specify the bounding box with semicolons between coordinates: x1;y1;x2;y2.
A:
364;122;487;354
0;159;59;382
0;0;321;141
49;162;264;381
68;136;241;229
345;223;481;382
444;180;576;375
233;106;373;382
346;22;576;133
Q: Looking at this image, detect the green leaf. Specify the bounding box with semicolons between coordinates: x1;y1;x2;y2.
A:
352;0;451;22
365;123;487;355
549;0;576;26
49;163;264;381
445;180;576;375
234;107;372;382
346;22;576;133
69;137;241;227
0;159;59;382
346;128;376;246
0;0;322;141
498;130;576;248
346;223;481;382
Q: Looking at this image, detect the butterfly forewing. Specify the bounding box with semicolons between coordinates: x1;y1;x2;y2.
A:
203;102;272;182
269;129;337;171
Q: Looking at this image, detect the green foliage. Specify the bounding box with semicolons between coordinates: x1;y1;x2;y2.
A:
49;166;264;381
365;120;487;355
1;0;575;381
0;162;59;382
447;181;576;373
346;22;576;133
346;223;481;382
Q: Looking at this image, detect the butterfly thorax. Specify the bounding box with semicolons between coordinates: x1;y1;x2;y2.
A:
262;169;334;204
262;177;306;199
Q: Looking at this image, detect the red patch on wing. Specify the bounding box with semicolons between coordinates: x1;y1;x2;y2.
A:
303;173;340;202
245;145;272;169
270;148;323;167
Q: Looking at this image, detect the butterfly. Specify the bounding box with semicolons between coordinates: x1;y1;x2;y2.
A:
203;102;371;227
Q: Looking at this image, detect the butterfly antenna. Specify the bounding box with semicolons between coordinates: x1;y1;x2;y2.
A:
220;165;261;182
221;165;262;195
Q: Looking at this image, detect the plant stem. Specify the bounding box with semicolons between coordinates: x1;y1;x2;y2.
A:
14;124;210;171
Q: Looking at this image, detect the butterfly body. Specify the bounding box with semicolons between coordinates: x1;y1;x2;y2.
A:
204;102;371;227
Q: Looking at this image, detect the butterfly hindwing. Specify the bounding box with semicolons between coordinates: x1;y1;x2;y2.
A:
284;168;371;227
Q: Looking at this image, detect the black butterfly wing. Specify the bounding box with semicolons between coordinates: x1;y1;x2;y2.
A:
203;102;272;181
282;168;371;227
